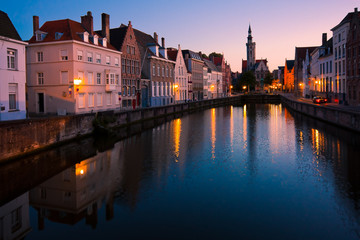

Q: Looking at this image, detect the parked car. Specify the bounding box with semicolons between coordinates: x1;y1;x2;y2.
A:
313;96;328;104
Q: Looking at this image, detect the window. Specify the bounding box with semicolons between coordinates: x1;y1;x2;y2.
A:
11;207;22;232
87;52;93;62
170;68;172;77
115;57;119;66
122;59;126;73
339;62;341;75
131;60;134;74
7;49;16;69
78;71;84;81
106;56;110;65
97;93;102;106
37;52;43;62
55;32;63;40
106;74;109;84
116;74;119;85
326;62;328;74
123;86;127;96
88;72;93;84
38;72;44;85
153;65;156;76
88;93;94;107
338;33;341;43
135;61;139;75
132;86;136;96
61;50;68;61
96;54;101;63
126;60;130;73
61;71;68;84
110;74;115;84
330;61;332;73
166;67;169;77
96;73;101;84
335;63;337;74
77;50;83;61
335;48;338;59
343;60;345;74
339;47;341;59
162;67;165;77
106;93;112;105
9;83;17;110
158;66;160;76
78;93;85;108
343;44;346;57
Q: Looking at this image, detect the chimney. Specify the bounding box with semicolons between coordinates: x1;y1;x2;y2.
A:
154;32;158;44
128;21;132;27
322;33;327;46
161;37;165;48
33;16;39;35
102;13;110;43
81;11;93;35
355;8;358;13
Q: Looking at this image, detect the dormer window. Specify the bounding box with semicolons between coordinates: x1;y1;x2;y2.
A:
55;32;63;40
93;35;99;45
102;38;107;47
35;30;47;41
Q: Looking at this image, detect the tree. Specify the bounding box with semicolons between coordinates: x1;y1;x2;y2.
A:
201;53;208;59
209;52;223;58
237;71;256;91
263;72;274;86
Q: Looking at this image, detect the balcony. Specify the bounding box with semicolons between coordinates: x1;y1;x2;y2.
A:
106;84;116;92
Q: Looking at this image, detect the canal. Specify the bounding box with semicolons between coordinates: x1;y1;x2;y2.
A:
1;104;360;239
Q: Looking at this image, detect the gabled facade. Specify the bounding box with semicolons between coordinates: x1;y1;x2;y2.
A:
134;30;175;107
253;59;269;89
204;59;222;99
346;9;360;106
101;21;141;109
294;46;318;96
26;12;122;116
0;11;27;121
211;55;228;96
182;50;204;101
284;60;295;92
167;45;188;102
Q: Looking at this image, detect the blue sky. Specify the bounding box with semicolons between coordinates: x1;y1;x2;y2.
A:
2;0;359;71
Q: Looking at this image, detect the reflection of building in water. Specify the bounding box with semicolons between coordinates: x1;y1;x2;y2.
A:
29;143;123;229
0;193;31;240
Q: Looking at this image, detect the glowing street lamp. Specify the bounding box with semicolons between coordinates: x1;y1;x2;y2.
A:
74;78;82;85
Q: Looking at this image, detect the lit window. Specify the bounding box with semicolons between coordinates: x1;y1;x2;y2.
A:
7;49;16;70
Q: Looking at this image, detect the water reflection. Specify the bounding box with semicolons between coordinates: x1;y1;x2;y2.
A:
0;104;359;239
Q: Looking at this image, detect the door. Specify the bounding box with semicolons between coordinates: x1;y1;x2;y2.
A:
38;93;44;113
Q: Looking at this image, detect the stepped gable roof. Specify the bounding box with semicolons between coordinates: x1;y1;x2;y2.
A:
167;49;178;61
286;60;295;70
28;19;117;50
204;59;219;72
0;10;22;41
95;24;127;51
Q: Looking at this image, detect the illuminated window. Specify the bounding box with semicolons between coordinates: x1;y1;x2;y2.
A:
7;49;16;69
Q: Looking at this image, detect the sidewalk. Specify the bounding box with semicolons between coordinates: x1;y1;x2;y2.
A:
280;93;360;113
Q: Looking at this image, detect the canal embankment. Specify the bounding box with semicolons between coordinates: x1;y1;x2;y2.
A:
281;94;360;133
0;95;281;162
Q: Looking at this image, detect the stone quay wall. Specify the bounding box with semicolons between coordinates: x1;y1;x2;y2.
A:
281;95;360;133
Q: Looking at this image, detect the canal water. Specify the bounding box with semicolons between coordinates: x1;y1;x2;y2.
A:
1;104;360;239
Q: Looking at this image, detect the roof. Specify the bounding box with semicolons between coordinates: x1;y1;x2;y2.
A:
182;50;203;61
295;47;318;62
331;11;357;31
28;19;117;50
204;59;219;72
212;56;223;66
286;60;295;70
95;24;127;51
242;59;268;71
0;10;22;41
167;49;178;61
133;28;167;58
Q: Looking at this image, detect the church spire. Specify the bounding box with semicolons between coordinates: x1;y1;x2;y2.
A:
248;24;252;35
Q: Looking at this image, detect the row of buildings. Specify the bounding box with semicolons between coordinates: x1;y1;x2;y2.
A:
0;10;232;121
274;7;360;106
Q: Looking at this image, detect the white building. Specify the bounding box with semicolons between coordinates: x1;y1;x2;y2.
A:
331;10;355;103
204;59;222;98
167;45;188;103
26;12;121;116
0;11;27;121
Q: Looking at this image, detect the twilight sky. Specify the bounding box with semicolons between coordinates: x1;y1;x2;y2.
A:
2;0;359;72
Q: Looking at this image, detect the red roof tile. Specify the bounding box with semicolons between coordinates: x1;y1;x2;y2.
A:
28;19;117;51
167;49;178;61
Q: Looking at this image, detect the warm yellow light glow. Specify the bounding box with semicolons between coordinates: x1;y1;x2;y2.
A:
174;84;179;89
74;79;82;85
299;83;303;86
173;118;181;159
210;84;215;89
243;86;247;89
230;85;233;89
211;108;216;159
315;81;318;84
80;169;84;175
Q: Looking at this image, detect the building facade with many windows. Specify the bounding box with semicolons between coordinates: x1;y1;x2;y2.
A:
26;12;121;115
0;10;27;121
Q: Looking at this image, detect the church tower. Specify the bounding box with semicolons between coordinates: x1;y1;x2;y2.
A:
246;24;256;71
